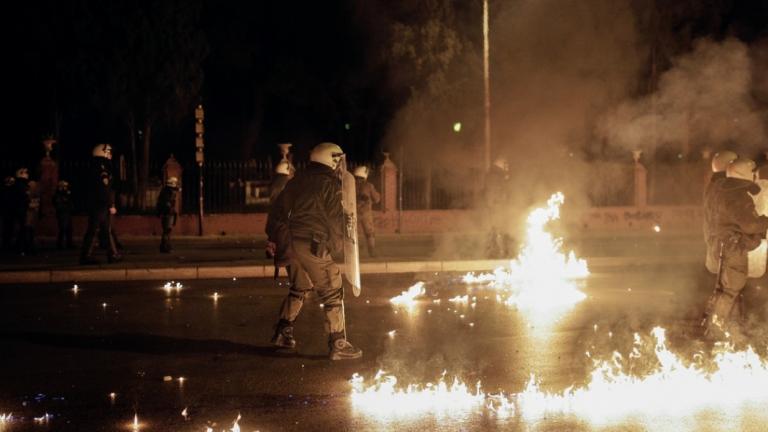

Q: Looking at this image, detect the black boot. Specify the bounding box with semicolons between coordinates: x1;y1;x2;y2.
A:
328;332;362;360
271;320;296;349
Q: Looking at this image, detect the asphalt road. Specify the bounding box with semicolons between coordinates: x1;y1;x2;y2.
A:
1;266;767;431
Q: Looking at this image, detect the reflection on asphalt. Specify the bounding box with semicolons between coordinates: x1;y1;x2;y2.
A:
0;269;767;431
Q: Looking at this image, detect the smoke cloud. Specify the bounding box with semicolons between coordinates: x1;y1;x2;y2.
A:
596;37;767;157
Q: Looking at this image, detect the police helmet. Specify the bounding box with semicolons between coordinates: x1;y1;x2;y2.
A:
726;157;756;181
353;166;369;179
93;143;113;159
711;150;738;173
275;160;291;175
310;142;344;170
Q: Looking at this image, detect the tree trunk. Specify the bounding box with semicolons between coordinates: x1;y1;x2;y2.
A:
128;114;139;209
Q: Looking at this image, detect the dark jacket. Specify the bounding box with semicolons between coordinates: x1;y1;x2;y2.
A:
705;177;768;269
53;189;74;216
267;162;344;254
156;186;178;216
86;157;114;210
11;177;30;219
355;177;381;213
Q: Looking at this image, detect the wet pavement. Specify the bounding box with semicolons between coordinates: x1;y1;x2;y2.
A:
2;264;768;431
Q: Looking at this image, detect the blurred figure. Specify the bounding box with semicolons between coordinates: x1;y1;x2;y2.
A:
266;142;362;360
353;165;381;257
10;168;31;254
269;159;293;205
484;156;512;258
703;157;768;337
21;180;41;255
156;176;179;253
53;180;75;249
80;143;122;265
1;176;16;251
703;150;738;274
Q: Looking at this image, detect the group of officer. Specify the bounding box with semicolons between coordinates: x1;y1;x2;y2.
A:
702;150;768;337
1;143;180;262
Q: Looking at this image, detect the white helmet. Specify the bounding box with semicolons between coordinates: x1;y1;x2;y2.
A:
493;156;509;172
711;150;737;173
15;167;29;179
275;160;291;175
353;166;369;179
166;176;179;188
310;142;344;170
4;176;15;187
93;143;113;159
726;157;756;181
57;180;70;190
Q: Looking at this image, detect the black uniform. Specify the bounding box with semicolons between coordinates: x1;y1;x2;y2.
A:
355;176;381;257
703;176;768;332
79;157;120;264
53;186;74;249
156;185;179;252
10;177;31;254
1;177;15;251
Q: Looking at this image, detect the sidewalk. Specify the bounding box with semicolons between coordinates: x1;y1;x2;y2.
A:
0;232;704;284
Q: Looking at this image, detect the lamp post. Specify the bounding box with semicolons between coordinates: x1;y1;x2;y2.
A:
195;103;205;236
482;0;491;172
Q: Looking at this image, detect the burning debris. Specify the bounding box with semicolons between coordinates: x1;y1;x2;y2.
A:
350;327;768;427
463;192;588;310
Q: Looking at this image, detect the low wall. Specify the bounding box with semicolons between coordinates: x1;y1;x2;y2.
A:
34;206;703;238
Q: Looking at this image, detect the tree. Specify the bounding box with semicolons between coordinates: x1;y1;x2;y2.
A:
69;0;208;207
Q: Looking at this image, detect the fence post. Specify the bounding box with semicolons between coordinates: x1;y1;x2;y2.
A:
633;150;647;207
380;152;397;213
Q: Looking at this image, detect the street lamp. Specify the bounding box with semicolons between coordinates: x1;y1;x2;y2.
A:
195;103;205;236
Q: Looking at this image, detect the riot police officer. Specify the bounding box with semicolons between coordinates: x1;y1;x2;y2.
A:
79;143;121;264
266;142;362;360
353;166;381;257
53;180;74;249
156;176;179;253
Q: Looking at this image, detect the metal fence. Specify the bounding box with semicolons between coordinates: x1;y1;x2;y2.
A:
0;158;711;214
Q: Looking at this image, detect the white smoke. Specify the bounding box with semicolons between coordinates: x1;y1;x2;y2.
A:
596;38;767;156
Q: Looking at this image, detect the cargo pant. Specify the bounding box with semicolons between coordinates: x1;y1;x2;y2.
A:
707;246;748;330
277;239;345;339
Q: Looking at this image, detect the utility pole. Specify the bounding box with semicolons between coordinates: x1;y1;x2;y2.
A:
483;0;491;172
195;103;205;236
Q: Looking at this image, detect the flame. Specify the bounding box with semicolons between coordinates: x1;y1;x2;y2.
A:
463;192;587;311
389;282;426;310
230;413;241;432
0;413;12;422
350;327;768;428
351;370;485;419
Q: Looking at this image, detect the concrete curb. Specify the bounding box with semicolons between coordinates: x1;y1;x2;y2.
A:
0;256;701;285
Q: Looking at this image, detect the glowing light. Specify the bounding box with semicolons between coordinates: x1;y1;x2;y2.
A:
230;413;242;432
181;407;188;420
178;376;186;385
351;370;485;418
387;330;396;338
0;413;12;422
162;281;183;295
462;192;588;312
109;392;116;403
212;292;219;301
389;282;426;310
653;224;661;233
448;295;469;304
453;122;462;132
71;284;79;294
33;413;50;423
101;302;108;309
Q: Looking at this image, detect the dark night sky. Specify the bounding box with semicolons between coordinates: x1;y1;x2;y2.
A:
5;0;768;169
